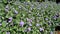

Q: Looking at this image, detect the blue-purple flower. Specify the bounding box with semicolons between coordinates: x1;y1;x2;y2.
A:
18;6;21;9
5;5;9;12
24;27;31;32
53;16;57;20
36;23;40;27
24;29;28;32
8;17;12;22
48;21;51;25
20;20;24;27
45;18;48;21
27;27;31;31
13;8;18;14
39;27;44;32
28;23;32;26
45;5;48;8
14;10;18;14
53;13;59;20
50;31;53;34
26;18;32;23
5;9;9;12
6;32;10;34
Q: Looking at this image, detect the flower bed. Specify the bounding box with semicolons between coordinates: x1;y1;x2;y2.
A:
0;1;60;34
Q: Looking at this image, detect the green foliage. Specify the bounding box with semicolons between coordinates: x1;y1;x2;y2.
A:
2;21;7;27
0;1;60;34
3;0;7;3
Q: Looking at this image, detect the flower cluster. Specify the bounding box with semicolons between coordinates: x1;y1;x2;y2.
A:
0;1;60;34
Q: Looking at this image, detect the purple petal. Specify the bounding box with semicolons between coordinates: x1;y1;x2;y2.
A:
5;9;9;12
27;27;31;31
36;23;40;27
18;6;21;9
50;31;53;34
45;5;48;8
48;21;51;25
20;21;24;27
24;29;28;32
45;18;48;21
26;18;32;23
53;16;57;20
6;32;10;34
8;17;12;22
39;28;44;32
5;5;9;9
5;5;9;12
14;10;18;14
29;23;32;26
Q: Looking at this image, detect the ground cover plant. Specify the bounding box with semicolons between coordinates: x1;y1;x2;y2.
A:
0;0;60;34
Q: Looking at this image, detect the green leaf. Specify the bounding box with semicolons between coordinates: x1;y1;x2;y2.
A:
3;32;6;34
0;27;2;31
2;21;7;27
3;0;7;3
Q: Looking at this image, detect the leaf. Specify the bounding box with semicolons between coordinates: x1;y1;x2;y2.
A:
3;0;7;3
2;21;7;27
3;32;6;34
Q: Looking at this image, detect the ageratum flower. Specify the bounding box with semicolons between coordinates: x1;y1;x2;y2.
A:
5;5;9;12
50;31;53;34
24;2;28;5
39;27;44;32
45;18;48;21
30;7;33;10
18;6;21;9
24;29;28;32
13;8;18;14
5;9;9;12
55;13;59;17
24;27;31;32
45;4;48;8
53;13;59;20
48;21;52;25
6;31;10;34
26;18;32;23
5;5;9;9
14;10;18;14
28;23;32;26
53;16;57;20
20;20;24;27
8;17;12;22
27;27;31;31
36;23;40;27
